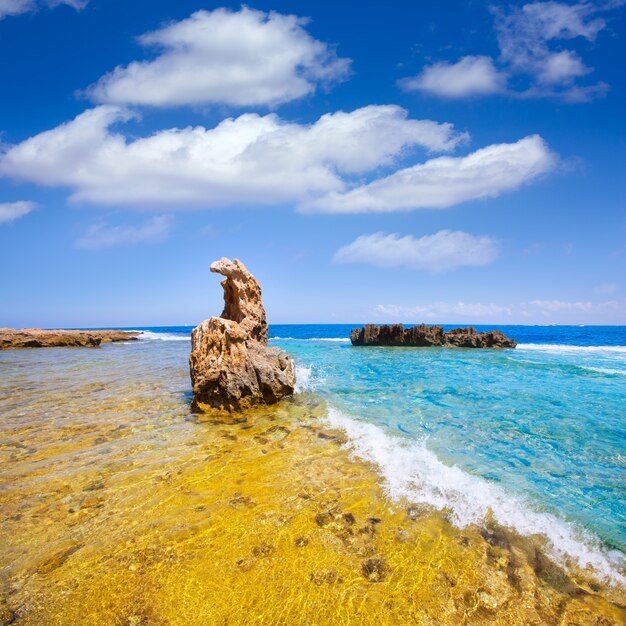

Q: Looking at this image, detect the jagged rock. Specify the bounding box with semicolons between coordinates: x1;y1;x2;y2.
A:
350;324;516;349
0;328;139;349
189;258;295;412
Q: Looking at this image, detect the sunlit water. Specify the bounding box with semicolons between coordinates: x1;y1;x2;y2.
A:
0;324;625;624
270;325;626;574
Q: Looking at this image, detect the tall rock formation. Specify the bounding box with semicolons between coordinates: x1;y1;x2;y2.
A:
189;258;295;412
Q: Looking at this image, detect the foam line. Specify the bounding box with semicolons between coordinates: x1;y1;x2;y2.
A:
518;343;626;354
324;406;626;585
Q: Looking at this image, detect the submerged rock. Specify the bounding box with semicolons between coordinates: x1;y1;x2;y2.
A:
0;597;15;626
350;324;516;349
189;258;295;412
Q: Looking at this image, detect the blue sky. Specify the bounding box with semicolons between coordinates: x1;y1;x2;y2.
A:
0;0;624;327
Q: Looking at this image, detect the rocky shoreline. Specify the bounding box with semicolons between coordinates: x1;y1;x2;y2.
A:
0;328;140;349
351;323;516;348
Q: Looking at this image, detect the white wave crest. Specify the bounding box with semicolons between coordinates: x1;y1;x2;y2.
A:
583;366;626;376
294;365;312;393
136;330;190;342
314;337;351;342
271;336;350;342
325;407;626;585
518;343;626;354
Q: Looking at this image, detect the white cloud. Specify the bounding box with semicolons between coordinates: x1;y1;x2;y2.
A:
0;0;86;19
334;230;500;272
399;56;507;98
536;50;590;85
0;0;33;17
86;8;351;108
0;200;36;223
75;215;173;250
401;2;617;102
528;299;592;312
375;302;515;321
301;135;555;213
493;1;611;99
373;298;624;323
0;104;468;208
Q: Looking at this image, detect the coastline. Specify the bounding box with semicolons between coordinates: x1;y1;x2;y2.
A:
2;395;624;624
0;328;140;349
0;326;625;624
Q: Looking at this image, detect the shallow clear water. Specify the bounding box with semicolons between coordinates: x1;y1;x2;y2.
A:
1;324;625;623
134;324;626;576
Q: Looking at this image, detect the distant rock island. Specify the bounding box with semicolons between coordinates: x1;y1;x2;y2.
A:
189;258;295;413
350;324;516;349
0;328;139;349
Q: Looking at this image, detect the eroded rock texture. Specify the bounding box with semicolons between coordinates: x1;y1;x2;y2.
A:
0;328;139;349
350;324;516;349
189;258;295;412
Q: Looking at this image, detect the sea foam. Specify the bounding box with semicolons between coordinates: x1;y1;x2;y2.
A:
136;330;190;342
322;405;625;585
271;336;350;342
518;343;626;354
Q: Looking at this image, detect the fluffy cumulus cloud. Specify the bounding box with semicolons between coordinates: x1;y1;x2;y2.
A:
401;1;619;102
0;0;86;19
87;7;351;108
0;104;474;209
302;135;555;213
399;56;507;98
334;230;500;272
75;215;173;250
0;200;37;223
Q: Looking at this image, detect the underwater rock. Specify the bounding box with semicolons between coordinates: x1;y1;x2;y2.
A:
0;328;139;349
189;258;295;412
0;598;15;626
350;324;516;349
361;557;389;582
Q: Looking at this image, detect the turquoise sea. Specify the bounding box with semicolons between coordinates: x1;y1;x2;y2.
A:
4;323;625;584
129;323;626;583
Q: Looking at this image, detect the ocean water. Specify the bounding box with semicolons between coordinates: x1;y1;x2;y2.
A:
132;323;626;582
3;323;626;623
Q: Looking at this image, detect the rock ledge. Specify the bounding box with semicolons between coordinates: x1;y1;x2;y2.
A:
350;324;516;349
0;328;139;349
189;258;295;412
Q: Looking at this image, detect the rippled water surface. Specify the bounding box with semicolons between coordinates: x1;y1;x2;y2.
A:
0;325;625;624
270;325;626;560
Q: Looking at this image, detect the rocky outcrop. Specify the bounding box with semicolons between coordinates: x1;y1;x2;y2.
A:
189;258;295;413
0;328;139;349
350;324;516;349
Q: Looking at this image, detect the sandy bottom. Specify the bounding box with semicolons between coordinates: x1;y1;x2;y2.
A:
0;382;624;626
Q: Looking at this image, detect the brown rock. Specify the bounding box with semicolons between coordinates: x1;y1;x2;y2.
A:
189;258;295;412
350;323;516;349
361;557;389;582
0;598;15;626
0;328;139;349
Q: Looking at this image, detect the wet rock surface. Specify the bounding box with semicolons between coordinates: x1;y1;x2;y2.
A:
0;328;139;349
189;258;295;412
350;323;516;348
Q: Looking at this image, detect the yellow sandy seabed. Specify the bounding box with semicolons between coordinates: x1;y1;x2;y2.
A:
0;393;625;625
